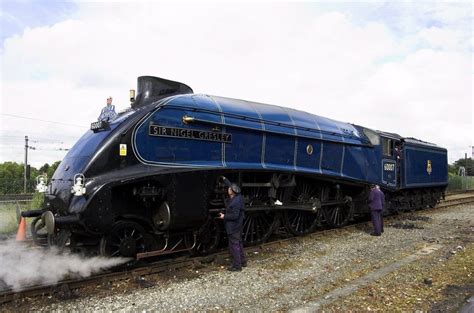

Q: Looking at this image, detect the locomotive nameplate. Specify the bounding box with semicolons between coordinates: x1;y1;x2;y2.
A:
149;125;232;143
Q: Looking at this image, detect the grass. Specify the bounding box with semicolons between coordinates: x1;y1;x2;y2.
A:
322;243;474;311
0;193;44;235
0;201;34;235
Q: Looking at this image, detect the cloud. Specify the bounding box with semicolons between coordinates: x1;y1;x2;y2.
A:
0;2;472;166
418;27;466;51
350;48;471;159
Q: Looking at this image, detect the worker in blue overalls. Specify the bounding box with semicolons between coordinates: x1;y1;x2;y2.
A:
368;184;385;236
218;183;247;271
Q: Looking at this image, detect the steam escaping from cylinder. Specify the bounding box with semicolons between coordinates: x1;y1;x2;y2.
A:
0;240;129;291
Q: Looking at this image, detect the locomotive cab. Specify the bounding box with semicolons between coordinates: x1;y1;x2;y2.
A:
378;132;402;190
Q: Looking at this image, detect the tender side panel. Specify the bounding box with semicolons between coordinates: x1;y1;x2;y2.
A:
402;144;448;188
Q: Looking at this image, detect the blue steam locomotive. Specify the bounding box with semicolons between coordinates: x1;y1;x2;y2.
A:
22;76;448;258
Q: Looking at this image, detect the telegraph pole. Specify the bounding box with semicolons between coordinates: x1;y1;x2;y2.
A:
24;135;28;193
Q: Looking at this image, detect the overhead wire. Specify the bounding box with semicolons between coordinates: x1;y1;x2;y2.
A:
1;113;86;128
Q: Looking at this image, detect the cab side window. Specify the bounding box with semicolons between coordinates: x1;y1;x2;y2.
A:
383;138;393;156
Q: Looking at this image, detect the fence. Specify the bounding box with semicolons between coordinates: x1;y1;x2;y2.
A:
447;176;474;192
0;179;37;195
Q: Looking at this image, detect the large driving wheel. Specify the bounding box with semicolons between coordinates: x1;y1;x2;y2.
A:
99;221;146;257
284;210;322;236
322;202;353;228
284;181;322;235
242;211;277;246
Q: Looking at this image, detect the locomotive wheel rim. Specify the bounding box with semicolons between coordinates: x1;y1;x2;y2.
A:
100;221;146;257
242;211;277;246
284;209;321;236
322;204;351;228
285;181;321;235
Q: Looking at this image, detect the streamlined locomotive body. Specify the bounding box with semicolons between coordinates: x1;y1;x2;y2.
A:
23;76;448;258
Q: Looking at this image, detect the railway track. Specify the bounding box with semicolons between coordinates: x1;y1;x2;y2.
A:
436;195;474;208
1;193;473;305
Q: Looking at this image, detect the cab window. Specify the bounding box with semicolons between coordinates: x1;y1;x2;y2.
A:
383;138;393;156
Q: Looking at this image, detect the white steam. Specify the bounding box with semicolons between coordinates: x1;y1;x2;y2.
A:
0;240;129;291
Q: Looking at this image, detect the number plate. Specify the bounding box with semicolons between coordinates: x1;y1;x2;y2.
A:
90;120;110;132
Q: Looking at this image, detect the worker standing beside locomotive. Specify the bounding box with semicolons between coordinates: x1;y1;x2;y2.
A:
368;185;385;236
219;183;247;271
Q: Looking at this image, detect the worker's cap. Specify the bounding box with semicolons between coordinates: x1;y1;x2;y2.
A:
229;183;241;194
107;96;113;100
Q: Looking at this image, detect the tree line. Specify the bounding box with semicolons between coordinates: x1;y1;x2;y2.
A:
0;161;60;194
448;157;473;177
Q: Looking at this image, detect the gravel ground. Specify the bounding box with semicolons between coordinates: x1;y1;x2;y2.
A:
10;203;474;311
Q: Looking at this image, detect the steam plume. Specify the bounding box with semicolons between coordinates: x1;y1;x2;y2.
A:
0;240;129;291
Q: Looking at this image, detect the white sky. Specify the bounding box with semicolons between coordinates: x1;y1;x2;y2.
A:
1;1;473;167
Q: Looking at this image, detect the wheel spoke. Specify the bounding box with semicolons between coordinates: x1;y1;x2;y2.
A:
242;212;276;246
101;221;147;257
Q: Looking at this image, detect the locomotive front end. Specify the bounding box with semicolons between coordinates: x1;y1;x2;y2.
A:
20;106;141;249
19;76;198;255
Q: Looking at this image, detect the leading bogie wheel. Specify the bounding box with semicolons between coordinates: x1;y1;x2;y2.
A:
99;220;147;258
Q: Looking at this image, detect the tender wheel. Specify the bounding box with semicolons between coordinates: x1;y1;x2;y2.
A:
322;202;353;228
99;221;146;257
190;217;221;255
284;181;322;235
242;211;277;246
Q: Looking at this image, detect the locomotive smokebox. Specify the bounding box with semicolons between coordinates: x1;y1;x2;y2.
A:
132;76;193;108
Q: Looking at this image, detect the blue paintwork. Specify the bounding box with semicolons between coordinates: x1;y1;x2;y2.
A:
132;94;376;184
54;92;448;192
401;141;448;188
53;124;119;181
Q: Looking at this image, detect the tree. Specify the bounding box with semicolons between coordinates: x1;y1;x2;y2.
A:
48;161;61;178
0;161;61;194
452;157;473;176
0;162;26;194
38;161;61;179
